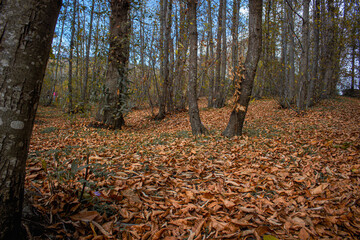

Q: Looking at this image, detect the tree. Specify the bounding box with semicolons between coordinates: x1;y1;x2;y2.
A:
214;0;227;108
0;0;61;239
96;0;131;129
187;0;207;135
222;0;263;137
82;0;96;104
297;0;310;110
206;0;215;107
306;0;320;108
156;0;172;120
68;0;77;113
231;0;241;91
321;0;338;98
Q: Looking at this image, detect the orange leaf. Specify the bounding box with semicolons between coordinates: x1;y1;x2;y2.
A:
299;228;310;240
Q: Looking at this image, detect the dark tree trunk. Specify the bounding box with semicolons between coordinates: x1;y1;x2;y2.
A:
214;0;224;108
306;0;320;108
231;0;241;89
288;0;295;102
223;0;263;137
297;0;310;110
321;0;337;98
96;0;130;129
156;0;168;120
187;0;207;135
0;0;61;239
279;0;289;107
206;0;215;108
214;0;227;108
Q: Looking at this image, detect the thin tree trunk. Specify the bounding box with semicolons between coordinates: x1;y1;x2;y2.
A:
174;1;188;111
288;0;295;102
223;0;263;137
0;1;61;238
156;0;167;119
187;0;207;135
232;0;240;89
214;0;224;108
351;43;356;90
165;0;173;113
68;0;77;113
207;0;215;107
50;2;68;106
82;0;95;104
91;2;101;101
217;0;227;107
280;0;288;107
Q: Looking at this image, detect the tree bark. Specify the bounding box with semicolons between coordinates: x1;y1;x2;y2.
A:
156;0;168;119
279;0;289;107
214;0;227;108
223;0;263;137
187;0;207;135
231;0;241;90
288;0;295;102
174;1;188;111
96;0;130;129
306;0;320;108
82;0;96;104
0;0;61;238
214;0;224;108
68;0;77;113
297;0;310;110
206;0;215;108
321;0;337;98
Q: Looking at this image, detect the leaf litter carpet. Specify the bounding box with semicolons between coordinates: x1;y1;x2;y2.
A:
26;98;360;239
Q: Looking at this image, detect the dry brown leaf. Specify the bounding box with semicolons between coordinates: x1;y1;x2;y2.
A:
299;228;310;240
70;210;100;222
310;183;329;195
223;200;236;208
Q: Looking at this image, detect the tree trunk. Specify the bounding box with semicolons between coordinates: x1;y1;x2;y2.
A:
0;0;61;239
214;0;227;108
214;0;224;108
174;1;188;111
91;2;101;101
187;0;207;135
288;0;295;102
156;0;168;119
297;0;310;110
50;2;68;106
223;0;263;137
96;0;130;129
321;0;337;98
279;0;289;107
82;0;96;104
165;0;173;113
68;0;77;113
231;0;241;90
306;0;320;108
207;0;215;107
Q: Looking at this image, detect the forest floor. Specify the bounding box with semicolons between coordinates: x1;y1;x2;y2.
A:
25;97;360;240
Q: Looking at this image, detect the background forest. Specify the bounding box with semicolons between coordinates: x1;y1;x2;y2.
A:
41;0;360;117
